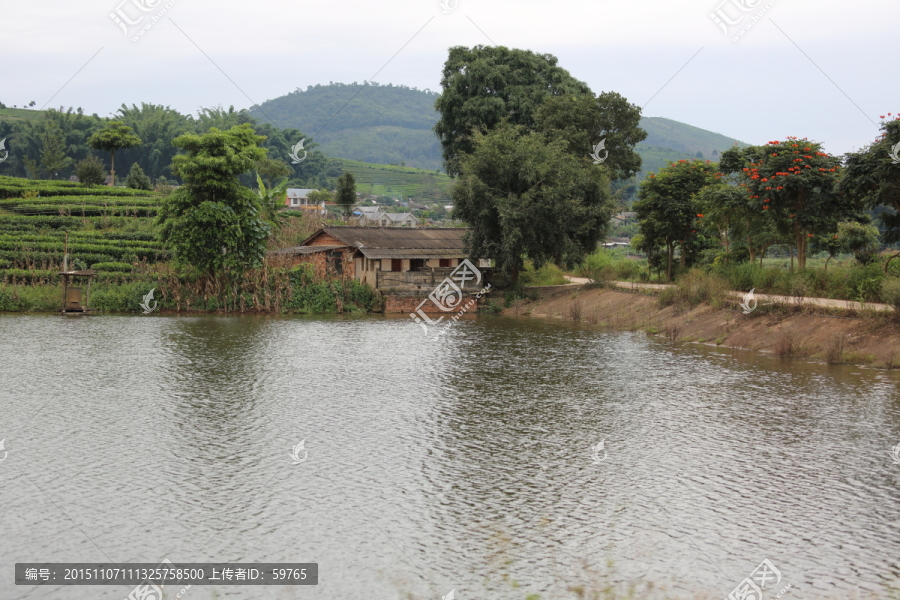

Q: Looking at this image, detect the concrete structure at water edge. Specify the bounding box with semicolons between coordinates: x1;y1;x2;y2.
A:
269;226;493;312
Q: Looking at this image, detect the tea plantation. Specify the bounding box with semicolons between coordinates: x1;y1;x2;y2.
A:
0;176;168;277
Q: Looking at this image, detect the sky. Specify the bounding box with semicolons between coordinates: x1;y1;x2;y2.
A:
1;0;897;156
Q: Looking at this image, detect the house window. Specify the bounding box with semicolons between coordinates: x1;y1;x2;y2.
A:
439;259;451;268
327;250;343;275
391;259;402;272
410;259;425;271
291;198;298;206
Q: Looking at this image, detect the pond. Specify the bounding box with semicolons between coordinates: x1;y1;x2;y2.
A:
1;313;898;599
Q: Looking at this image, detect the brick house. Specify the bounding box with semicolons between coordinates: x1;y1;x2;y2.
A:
270;227;492;311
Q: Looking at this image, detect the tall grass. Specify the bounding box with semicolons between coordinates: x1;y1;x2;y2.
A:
0;261;376;314
577;249;643;284
710;260;893;303
520;260;569;286
657;270;729;310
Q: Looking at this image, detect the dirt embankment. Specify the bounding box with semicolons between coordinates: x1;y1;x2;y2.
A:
506;284;900;369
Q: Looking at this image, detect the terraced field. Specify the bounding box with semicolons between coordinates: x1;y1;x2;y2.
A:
0;176;167;275
332;158;452;199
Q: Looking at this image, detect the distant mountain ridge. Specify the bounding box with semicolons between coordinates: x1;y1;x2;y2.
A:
250;82;748;176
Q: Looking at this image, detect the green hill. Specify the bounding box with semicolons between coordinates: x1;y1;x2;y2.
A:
251;83;748;176
251;82;443;170
636;116;748;175
0;107;44;123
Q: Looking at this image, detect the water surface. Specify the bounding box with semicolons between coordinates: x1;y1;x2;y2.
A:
1;313;899;599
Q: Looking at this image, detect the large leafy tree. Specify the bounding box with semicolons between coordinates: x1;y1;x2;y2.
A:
335;171;356;221
451;122;615;283
156;125;270;275
434;45;593;176
534;91;647;181
39;119;71;179
722;138;852;269
87;121;141;185
634;160;718;281
839;116;900;269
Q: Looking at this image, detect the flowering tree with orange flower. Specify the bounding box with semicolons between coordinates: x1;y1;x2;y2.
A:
635;159;718;280
721;138;853;269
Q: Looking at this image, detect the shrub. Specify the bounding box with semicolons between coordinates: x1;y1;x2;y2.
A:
283;266;375;313
90;262;134;272
881;277;900;309
90;282;157;312
75;154;107;187
519;261;568;286
125;163;152;190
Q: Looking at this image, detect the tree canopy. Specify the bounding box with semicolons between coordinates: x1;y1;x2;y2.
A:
335;172;356;220
434;45;594;177
720;138;854;269
451;122;615;282
156;125;270;275
534;91;647;181
87;121;141;185
839;117;900;244
635;160;719;280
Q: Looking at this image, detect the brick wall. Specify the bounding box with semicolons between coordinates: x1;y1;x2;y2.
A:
384;293;485;314
287;249;356;281
308;233;345;246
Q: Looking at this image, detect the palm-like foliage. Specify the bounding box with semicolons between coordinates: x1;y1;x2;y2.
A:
256;173;289;227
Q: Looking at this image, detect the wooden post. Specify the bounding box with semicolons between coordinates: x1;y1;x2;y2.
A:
61;274;68;312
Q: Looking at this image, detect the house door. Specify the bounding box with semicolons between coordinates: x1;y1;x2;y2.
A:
410;259;425;271
391;259;402;272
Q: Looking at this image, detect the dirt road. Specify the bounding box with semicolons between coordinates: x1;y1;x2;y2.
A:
564;276;894;312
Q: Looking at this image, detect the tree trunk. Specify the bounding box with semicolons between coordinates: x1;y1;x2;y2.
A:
795;228;807;270
110;151;116;186
666;241;674;282
824;255;832;272
884;251;900;274
789;243;794;271
748;235;756;264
